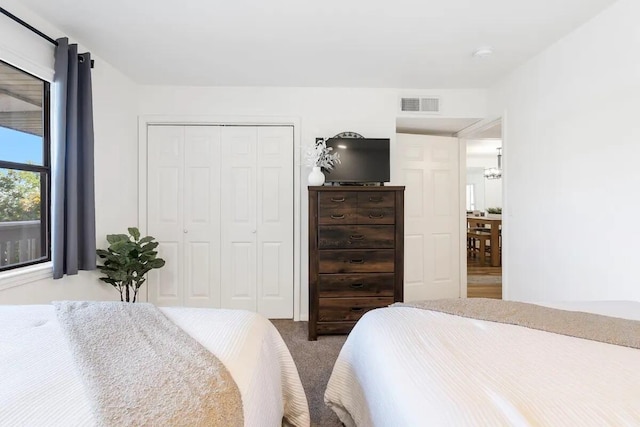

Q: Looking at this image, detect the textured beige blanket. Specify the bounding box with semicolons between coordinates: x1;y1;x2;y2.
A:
393;298;640;349
54;301;243;427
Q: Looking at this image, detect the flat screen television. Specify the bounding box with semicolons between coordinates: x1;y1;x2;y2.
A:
324;138;390;184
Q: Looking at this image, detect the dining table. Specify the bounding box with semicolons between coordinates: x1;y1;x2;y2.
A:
467;215;502;267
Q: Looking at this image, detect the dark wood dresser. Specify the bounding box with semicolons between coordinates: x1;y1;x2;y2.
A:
308;186;405;340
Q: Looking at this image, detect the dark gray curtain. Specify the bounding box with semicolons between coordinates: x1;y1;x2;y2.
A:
52;37;96;279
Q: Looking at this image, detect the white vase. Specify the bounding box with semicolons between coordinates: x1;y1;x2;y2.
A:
308;166;325;186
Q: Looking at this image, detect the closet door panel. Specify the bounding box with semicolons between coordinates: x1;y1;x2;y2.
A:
147;126;184;306
183;126;222;307
147;124;294;317
256;126;294;318
221;127;258;312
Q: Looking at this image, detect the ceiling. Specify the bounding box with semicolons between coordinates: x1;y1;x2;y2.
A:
467;139;502;157
18;0;616;88
0;60;43;136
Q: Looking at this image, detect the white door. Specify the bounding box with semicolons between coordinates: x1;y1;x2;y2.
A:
147;125;185;306
147;125;221;307
395;133;461;301
256;126;294;318
220;126;294;318
183;126;222;307
220;127;258;312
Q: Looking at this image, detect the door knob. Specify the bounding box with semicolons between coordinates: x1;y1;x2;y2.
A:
183;229;188;234
252;230;257;234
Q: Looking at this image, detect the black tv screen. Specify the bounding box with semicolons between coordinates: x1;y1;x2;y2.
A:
324;138;390;184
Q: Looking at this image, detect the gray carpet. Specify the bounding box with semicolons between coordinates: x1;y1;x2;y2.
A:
271;320;346;427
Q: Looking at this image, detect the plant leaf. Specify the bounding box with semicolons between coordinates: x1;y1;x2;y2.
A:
128;227;140;241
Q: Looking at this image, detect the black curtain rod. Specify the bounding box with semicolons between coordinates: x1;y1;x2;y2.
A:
0;6;94;68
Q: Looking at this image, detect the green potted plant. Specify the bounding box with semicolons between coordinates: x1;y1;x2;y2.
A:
486;207;502;215
96;227;166;303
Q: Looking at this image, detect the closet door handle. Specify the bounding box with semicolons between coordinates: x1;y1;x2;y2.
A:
330;214;345;219
331;197;345;202
368;213;384;219
368;196;383;203
349;234;365;240
350;283;364;289
349;259;364;264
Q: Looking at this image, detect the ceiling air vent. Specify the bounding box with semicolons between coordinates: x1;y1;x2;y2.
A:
399;97;441;114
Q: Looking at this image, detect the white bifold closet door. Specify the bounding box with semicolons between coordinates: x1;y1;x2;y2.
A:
146;125;294;318
147;125;222;308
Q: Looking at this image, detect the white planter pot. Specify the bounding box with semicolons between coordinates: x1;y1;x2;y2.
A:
308;166;325;186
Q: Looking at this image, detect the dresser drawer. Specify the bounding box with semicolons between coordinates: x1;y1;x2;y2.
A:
318;208;357;225
357;191;395;208
319;249;395;273
318;225;395;249
356;206;395;225
318;297;394;321
319;273;394;297
319;192;357;209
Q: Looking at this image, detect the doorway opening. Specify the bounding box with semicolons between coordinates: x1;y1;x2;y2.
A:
464;121;502;299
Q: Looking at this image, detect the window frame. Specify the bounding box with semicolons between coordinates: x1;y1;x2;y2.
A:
466;183;475;211
0;60;51;272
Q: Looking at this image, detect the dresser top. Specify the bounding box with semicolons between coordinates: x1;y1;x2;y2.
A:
308;186;405;192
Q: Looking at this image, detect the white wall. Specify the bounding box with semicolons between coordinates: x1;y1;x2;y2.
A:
0;1;140;304
0;0;489;309
138;87;487;319
489;0;640;302
466;155;503;211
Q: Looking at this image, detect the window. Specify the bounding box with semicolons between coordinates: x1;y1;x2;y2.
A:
0;60;50;271
466;184;475;211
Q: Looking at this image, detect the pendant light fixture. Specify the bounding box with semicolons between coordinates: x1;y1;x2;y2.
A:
484;147;502;180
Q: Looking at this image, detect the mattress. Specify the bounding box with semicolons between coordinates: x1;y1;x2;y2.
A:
0;305;310;427
325;300;640;427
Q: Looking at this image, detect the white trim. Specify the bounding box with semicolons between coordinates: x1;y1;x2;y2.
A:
0;261;53;291
138;114;303;321
0;45;54;82
458;137;468;298
500;110;508;301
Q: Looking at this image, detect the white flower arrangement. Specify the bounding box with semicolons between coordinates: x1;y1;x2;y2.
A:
305;138;341;170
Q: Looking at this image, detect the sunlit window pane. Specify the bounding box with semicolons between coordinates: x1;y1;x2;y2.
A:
0;168;44;267
0;60;44;165
0;59;49;271
0;127;43;165
0;168;41;221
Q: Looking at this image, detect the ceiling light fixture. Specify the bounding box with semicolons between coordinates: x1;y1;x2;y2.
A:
484;147;502;180
473;47;494;58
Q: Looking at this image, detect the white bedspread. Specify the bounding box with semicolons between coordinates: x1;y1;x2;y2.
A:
0;305;310;427
325;301;640;427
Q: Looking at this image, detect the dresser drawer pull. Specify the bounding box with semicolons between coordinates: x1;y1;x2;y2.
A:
349;259;365;264
369;196;383;203
350;307;364;312
331;197;346;202
330;214;345;219
350;283;364;288
349;234;365;240
368;213;384;219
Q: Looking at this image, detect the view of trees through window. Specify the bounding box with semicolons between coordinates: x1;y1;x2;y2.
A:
0;60;50;270
0;167;41;221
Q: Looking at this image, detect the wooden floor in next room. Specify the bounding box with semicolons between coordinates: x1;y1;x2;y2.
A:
467;256;502;299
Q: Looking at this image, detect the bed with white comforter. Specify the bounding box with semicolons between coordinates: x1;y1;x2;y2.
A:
325;300;640;427
0;305;310;427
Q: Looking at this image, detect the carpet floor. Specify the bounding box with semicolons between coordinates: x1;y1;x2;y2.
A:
270;320;346;427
